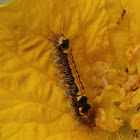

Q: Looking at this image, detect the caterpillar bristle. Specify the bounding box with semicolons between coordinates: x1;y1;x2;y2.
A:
63;89;68;97
68;103;72;109
75;121;79;125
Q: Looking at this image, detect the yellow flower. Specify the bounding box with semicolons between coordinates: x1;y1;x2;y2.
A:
0;0;140;140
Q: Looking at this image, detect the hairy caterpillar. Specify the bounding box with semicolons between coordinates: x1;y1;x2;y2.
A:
49;33;94;127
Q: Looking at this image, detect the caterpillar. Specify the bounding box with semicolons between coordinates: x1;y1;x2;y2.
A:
49;33;93;127
117;9;126;25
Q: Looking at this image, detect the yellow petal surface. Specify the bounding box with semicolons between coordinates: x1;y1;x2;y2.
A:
0;0;140;140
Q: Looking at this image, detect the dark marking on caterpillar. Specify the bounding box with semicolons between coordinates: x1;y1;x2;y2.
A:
49;33;94;127
117;9;126;24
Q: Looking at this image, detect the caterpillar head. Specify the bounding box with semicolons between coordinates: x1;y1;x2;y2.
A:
49;33;69;50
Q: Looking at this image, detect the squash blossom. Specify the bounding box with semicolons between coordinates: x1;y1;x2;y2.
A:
0;0;140;140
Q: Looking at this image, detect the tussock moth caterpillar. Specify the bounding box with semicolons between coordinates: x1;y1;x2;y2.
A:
49;33;94;127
